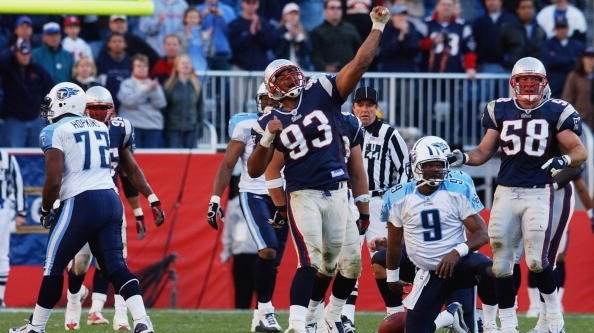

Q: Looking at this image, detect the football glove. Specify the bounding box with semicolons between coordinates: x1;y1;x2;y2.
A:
134;209;146;240
207;195;225;230
356;213;370;235
148;194;165;226
370;6;390;32
447;149;468;167
541;155;571;177
40;208;58;229
268;206;288;229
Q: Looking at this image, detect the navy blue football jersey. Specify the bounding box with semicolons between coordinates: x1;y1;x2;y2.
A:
253;75;349;192
107;116;135;185
482;98;582;187
422;18;475;73
339;111;363;149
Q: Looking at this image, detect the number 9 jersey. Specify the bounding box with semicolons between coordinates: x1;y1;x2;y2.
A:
482;97;582;187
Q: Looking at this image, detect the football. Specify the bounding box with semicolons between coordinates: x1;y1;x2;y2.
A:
377;311;406;333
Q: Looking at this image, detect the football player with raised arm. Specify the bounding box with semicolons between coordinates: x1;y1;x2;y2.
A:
63;86;165;331
9;82;155;333
448;57;587;333
206;83;289;333
385;139;498;333
247;6;390;333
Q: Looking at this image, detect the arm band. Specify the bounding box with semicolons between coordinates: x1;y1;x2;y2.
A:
147;193;159;204
386;268;400;282
265;178;284;189
562;154;572;166
454;243;469;257
133;208;144;217
354;194;370;203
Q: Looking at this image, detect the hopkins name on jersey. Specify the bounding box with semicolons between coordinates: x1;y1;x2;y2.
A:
253;75;350;192
483;98;582;187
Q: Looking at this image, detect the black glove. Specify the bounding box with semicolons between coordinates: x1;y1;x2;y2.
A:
541;155;570;177
447;149;468;167
207;195;224;230
356;213;370;235
150;200;165;226
268;206;288;229
135;214;146;240
40;208;58;229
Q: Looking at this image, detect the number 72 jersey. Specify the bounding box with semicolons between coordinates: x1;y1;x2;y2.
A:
482;98;582;187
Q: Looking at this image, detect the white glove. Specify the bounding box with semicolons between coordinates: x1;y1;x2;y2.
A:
447;149;468;167
370;6;390;32
541;155;571;177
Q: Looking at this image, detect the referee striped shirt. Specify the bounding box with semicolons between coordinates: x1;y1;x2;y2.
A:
361;119;409;193
0;150;26;215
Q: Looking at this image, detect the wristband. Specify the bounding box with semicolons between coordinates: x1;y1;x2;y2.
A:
133;208;144;217
147;193;159;204
386;268;400;282
371;21;386;32
359;213;370;220
354;194;370;203
266;178;284;189
454;243;469;257
18;211;27;217
562;154;572;166
260;127;276;148
210;195;221;204
587;208;593;219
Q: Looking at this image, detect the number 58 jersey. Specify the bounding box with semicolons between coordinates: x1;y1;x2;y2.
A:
483;98;582;187
39;116;116;201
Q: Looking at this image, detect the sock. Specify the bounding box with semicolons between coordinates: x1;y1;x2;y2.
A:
342;282;357;322
532;266;557;295
376;278;402;307
0;274;7;300
311;273;332;302
331;272;357;300
527;287;540;311
288;305;307;330
124;294;147;321
254;257;275;304
67;268;85;294
305;300;323;324
290;267;317;307
67;289;81;303
325;295;347;323
258;301;274;315
482;304;498;328
513;263;522;291
434;309;454;328
114;293;127;313
498;307;518;329
31;304;52;330
541;289;561;314
89;292;107;313
37;275;63;309
558;287;565;311
554;262;566;287
495;277;516;309
535;301;547;330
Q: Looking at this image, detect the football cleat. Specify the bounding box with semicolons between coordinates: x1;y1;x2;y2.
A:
113;310;131;331
304;323;317;333
87;311;109;325
65;285;88;330
324;318;345;333
526;306;540;318
254;312;281;332
132;316;153;333
8;318;44;333
446;302;469;333
341;315;355;333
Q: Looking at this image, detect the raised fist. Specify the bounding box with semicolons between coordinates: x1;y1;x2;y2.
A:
370;6;390;31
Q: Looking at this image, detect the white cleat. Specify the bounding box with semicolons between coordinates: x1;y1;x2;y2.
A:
87;312;109;325
113;310;131;331
8;320;44;333
445;302;469;333
254;312;282;332
251;309;259;332
526;307;540;318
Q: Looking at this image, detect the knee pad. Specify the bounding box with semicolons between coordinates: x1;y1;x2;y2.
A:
526;257;544;273
73;253;92;275
258;248;276;261
336;243;362;279
492;259;514;278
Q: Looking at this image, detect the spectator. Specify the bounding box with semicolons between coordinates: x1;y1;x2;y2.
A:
310;0;361;72
151;34;182;84
0;39;53;147
96;32;131;110
117;54;167;148
343;0;372;41
298;0;325;31
139;0;189;56
536;0;586;42
61;16;93;62
163;54;204;148
7;15;37;50
198;0;236;70
228;0;278;71
472;0;516;74
562;47;594;129
539;17;584;97
178;7;208;73
32;22;75;83
102;15;159;68
498;0;546;70
274;2;313;71
377;4;422;72
71;56;101;91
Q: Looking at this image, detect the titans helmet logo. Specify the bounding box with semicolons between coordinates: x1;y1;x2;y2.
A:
56;87;79;100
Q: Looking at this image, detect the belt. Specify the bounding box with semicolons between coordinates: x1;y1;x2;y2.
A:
311;181;347;191
370;189;386;197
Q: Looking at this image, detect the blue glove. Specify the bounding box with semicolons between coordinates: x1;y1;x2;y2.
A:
541;155;571;176
268;206;288;229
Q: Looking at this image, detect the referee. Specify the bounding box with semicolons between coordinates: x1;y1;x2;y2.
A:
341;87;410;332
0;149;26;307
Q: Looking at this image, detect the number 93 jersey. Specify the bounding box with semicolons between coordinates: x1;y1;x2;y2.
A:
483;98;582;187
253;74;349;192
39;116;116;200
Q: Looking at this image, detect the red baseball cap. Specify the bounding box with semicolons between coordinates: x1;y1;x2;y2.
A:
64;16;80;27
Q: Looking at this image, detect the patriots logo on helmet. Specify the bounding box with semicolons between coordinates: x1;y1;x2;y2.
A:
56;87;79;100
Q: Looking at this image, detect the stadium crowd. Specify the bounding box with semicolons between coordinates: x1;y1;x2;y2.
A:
0;0;592;148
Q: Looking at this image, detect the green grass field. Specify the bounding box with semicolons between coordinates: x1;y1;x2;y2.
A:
1;309;593;332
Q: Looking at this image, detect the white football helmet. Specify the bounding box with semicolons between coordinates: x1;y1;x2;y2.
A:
412;135;451;155
410;139;449;187
40;82;86;123
509;57;549;104
264;59;305;100
85;86;115;123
